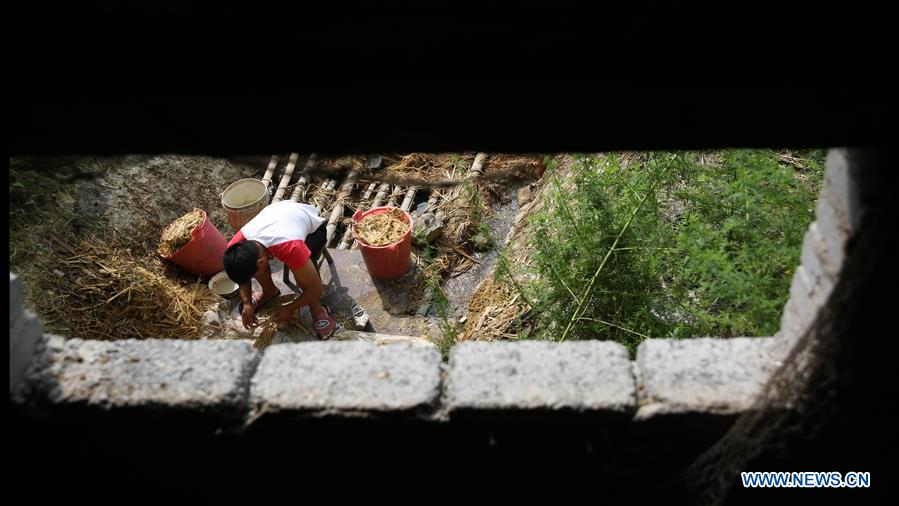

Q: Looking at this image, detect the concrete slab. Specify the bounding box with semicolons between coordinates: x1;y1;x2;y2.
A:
636;337;782;416
318;249;439;338
19;335;259;411
446;341;637;414
250;341;442;414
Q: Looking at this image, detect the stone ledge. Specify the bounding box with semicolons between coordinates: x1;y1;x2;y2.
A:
805;222;841;279
786;266;824;326
824;147;867;233
17;335;259;413
800;225;837;289
777;299;806;342
249;341;442;417
445;341;637;415
636;337;781;417
815;197;850;267
823;149;851;221
793;264;831;308
10;310;44;394
10;273;23;327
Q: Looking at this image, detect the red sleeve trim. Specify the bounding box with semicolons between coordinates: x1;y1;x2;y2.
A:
227;230;246;248
267;240;311;270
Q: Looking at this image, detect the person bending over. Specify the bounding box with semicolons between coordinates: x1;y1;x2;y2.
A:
222;200;337;339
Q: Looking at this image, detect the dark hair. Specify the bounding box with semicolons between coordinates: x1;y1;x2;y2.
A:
223;241;260;285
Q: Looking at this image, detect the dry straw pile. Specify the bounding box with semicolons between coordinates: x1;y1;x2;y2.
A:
250;294;303;349
353;208;410;246
38;236;219;341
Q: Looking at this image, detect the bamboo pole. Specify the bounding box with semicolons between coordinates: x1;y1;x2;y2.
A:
336;224;355;250
313;177;340;215
400;186;418;212
272;152;299;202
313;165;338;215
325;168;359;245
468;152;487;180
290;153;317;202
361;182;377;200
387;184;404;207
314;179;340;215
371;182;391;208
261;155;280;186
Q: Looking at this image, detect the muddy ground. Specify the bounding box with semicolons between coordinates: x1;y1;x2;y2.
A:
10;155;277;333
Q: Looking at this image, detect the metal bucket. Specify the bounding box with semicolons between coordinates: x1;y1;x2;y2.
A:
221;178;270;232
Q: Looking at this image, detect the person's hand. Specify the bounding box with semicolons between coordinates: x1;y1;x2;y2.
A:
241;304;258;330
274;304;295;324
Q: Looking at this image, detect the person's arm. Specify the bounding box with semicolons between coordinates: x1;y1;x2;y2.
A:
275;260;323;322
238;282;258;329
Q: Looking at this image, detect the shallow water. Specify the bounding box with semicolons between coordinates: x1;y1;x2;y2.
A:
442;182;526;320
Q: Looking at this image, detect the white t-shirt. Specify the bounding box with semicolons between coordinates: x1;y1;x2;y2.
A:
228;201;327;269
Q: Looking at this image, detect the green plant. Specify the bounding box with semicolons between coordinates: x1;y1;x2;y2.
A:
416;228;458;361
520;150;825;355
661;150;824;337
522;154;666;352
465;181;495;252
435;304;460;361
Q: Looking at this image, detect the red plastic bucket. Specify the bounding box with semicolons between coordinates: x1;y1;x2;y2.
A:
159;210;228;279
351;206;413;280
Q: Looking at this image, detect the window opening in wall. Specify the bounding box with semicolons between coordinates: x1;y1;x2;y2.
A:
9;150;826;356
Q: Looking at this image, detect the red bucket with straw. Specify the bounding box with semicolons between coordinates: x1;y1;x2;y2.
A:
351;207;413;280
159;210;228;279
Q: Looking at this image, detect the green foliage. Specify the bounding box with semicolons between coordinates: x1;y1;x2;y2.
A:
521;150;825;354
435;311;460;362
427;273;457;361
465;181;494;252
416;228;458;361
413;172;500;360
